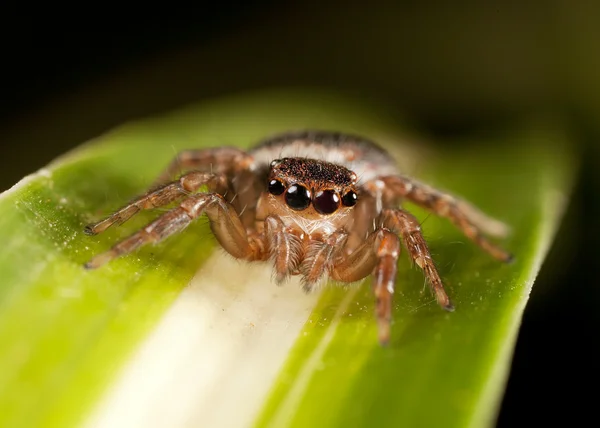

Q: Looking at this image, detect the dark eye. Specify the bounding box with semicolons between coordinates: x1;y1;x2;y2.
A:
341;190;358;207
268;179;285;195
314;190;340;215
285;184;311;210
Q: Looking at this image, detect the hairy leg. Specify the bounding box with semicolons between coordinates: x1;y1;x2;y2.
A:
371;229;401;345
300;231;348;292
153;147;254;186
330;228;401;345
384;208;454;311
380;175;513;262
85;171;225;235
153;147;259;229
84;193;264;269
263;216;303;284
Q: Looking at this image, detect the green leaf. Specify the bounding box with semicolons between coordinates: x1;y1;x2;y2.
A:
0;89;575;428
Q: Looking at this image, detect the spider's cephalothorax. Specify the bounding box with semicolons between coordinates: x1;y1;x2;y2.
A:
83;130;512;345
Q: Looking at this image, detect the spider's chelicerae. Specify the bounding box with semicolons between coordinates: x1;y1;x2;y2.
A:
84;130;512;344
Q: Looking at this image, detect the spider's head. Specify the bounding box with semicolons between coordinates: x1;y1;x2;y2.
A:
266;158;358;219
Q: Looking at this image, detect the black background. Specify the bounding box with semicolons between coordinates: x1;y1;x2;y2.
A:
1;2;597;426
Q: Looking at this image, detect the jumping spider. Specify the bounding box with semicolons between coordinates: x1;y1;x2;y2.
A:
84;130;512;344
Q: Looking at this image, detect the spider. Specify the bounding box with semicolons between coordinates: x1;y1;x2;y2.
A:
83;130;512;345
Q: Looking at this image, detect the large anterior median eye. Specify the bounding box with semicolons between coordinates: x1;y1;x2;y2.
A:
314;189;340;214
285;184;311;210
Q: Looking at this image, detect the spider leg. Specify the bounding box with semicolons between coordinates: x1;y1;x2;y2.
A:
84;193;264;270
330;229;401;345
153;147;253;186
264;216;303;284
152;146;259;230
300;230;348;292
384;208;454;311
380;175;513;262
371;230;401;346
85;171;225;236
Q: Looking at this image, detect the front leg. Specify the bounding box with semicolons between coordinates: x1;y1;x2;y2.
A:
84;193;264;269
85;171;225;235
330;228;401;345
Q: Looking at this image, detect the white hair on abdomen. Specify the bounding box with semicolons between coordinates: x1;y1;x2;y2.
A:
250;140;399;184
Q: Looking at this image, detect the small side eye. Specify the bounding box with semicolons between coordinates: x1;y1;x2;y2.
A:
314;190;340;215
341;190;358;207
285;184;311;210
268;179;285;195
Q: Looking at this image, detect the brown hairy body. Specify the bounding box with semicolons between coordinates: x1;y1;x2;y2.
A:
84;130;512;345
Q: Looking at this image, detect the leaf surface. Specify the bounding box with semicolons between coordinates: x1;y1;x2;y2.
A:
0;90;575;428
